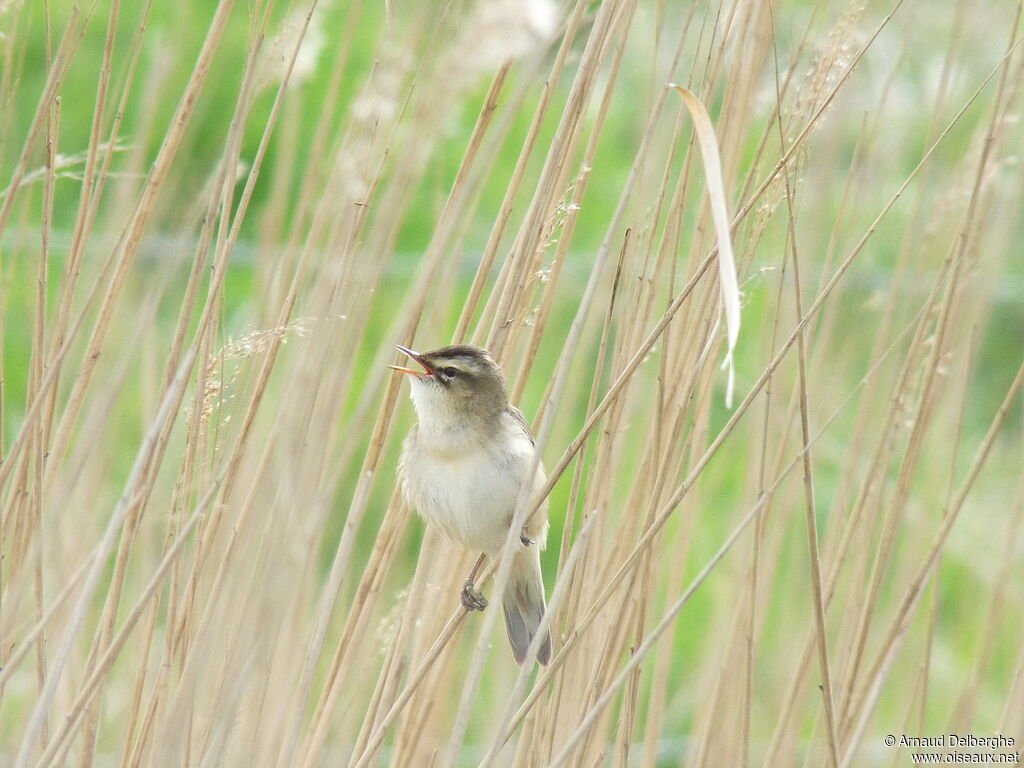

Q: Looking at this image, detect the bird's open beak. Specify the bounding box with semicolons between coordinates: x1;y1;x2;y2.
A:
389;344;435;378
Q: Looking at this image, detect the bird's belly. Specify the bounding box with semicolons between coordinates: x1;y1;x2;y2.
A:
407;450;522;555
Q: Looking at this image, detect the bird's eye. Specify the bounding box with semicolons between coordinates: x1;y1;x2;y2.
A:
441;366;459;378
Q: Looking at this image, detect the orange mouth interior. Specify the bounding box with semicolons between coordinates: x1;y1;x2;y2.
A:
389;364;430;377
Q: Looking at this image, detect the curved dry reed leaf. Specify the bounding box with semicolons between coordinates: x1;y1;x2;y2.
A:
670;83;741;407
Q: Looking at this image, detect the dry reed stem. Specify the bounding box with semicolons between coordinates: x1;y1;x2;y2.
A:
494;50;1008;748
497;299;923;753
41;0;238;490
0;6;91;239
774;79;841;765
839;359;1024;767
446;4;642;761
477;514;599;767
840;26;1023;736
31;470;225;768
547;439;833;767
13;345;197;767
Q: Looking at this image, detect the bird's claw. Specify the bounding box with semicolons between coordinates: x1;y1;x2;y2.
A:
461;581;488;611
520;528;536;547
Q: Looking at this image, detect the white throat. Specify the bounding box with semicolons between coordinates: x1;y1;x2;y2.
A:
409;380;479;453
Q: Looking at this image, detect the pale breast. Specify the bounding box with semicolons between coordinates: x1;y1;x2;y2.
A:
399;421;545;555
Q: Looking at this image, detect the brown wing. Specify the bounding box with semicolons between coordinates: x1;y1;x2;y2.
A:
506;404;535;445
505;405;549;547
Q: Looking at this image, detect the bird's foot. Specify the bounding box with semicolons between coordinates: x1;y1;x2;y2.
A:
461;581;488;611
520;527;535;547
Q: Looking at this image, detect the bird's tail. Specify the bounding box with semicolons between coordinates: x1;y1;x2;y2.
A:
503;546;551;665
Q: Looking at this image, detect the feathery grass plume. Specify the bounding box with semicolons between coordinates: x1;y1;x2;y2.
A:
194;318;310;426
454;0;559;76
0;141;131;201
254;4;330;92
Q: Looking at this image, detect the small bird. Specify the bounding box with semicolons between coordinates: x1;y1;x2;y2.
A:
392;344;551;665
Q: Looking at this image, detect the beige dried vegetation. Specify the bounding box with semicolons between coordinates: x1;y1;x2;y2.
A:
0;0;1022;767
